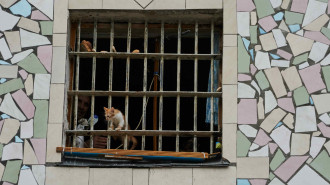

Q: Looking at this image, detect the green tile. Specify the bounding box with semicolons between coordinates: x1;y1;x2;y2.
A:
322;66;330;92
253;0;275;18
2;160;22;184
269;172;275;180
238;35;251;74
250;26;258;44
0;78;24;96
33;100;49;138
255;70;270;90
285;11;304;25
40;21;53;35
17;53;47;74
0;144;3;158
237;131;251;157
292;53;309;65
310;150;330;181
293;86;309;106
321;27;330;40
270;149;285;171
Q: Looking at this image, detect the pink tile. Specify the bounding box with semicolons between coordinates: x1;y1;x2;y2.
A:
30;139;46;164
277;49;292;60
254;129;272;146
3;182;14;185
237;0;255;12
238;74;252;81
37;45;52;73
304;31;330;45
249;179;267;185
318;122;330;138
328;0;330;14
299;64;326;94
258;16;277;32
19;69;28;80
238;99;257;124
12;90;35;119
31;10;50;20
287;91;292;97
250;64;257;75
274;156;309;182
269;143;278;154
278;98;295;113
291;0;308;13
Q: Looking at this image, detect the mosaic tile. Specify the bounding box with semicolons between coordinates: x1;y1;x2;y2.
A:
274;12;284;21
18;168;38;185
0;78;24;96
248;145;269;157
295;106;317;132
291;0;308;13
0;65;18;78
242;38;250;50
251;12;257;25
254;129;272;146
20;29;51;48
237;131;251;157
271;60;290;67
311;94;330;114
270;149;285;171
285;11;304;25
269;0;281;8
239;125;258;137
10;49;33;64
15;136;23;143
33;74;50;99
27;0;53;20
255;51;271;70
260;27;267;34
281;66;302;92
310;137;326;158
30;139;46;164
24;74;33;96
0;37;12;60
19;69;28;79
238;36;251;73
0;163;4;181
2;182;14;185
270;125;291;154
32;165;45;185
251;80;261;95
269;178;285;185
309;42;329;63
293;86;309;106
264;67;287;98
17;53;47;74
261;108;287;133
0;0;18;8
20;119;33;139
271;30;286;49
265;90;277;114
276;50;291;61
296;29;304;36
280;0;290;9
291;133;310;155
270;53;281;59
304;31;330;45
255;71;270;90
33;100;48;138
299;64;326;94
238;74;252;82
277;98;295;113
322;66;330;91
255;45;262;51
238;99;258;124
253;0;275;18
237;13;250;37
23;139;38;164
31;10;50;20
40;21;53;36
237;179;251;185
282;113;294;129
279;20;290;32
313;131;322;136
258;16;277;33
238;83;256;98
292;54;308;66
269;143;278;154
250;143;259;151
4;31;21;53
286;33;314;56
250;64;257;75
0;60;11;65
304;14;329;31
12;89;35;119
321;27;330;39
309;150;330;182
2;142;23;160
288;24;301;33
0;93;26;121
237;0;255;11
319;113;330;125
259;32;277;51
0;7;20;32
288;165;329;185
318;122;330;138
325;141;330;154
302;0;327;27
2;160;22;184
258;97;265;120
321;52;330;66
9;0;31;17
269;172;275;180
17;17;40;33
275;156;309;182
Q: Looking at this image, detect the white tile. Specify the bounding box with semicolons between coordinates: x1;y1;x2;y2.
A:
265;90;277;114
48;84;65;124
310;136;326;158
51;47;66;83
20;119;33;139
270;0;282;8
324;141;330;154
281;66;302;91
251;80;261;95
283;113;294;129
89;168;132;185
270;125;291;154
0;0;18;8
237;12;250;37
279;20;290;32
193;167;236;185
223;35;237;46
0;119;20;144
103;0;141;9
251;11;257;25
295;106;317;132
238;82;256;98
269;178;285;185
45;167;89;185
4;31;21;53
146;0;185;9
69;0;101;9
2;142;23;160
286;33;314;56
259;32;277;51
309;42;329;63
312;131;322;137
20;28;51;48
299;62;309;69
223;47;237;84
223;85;238;124
248;145;269;157
304;14;329;31
291;133;310;155
33;74;51;100
264;67;287;98
46;124;62;163
53;34;67;46
186;0;222;9
319;113;330;125
23;140;39;164
133;169;148;185
17;17;40;33
258;97;265;120
0;7;20;31
237;157;269;178
223;0;237;34
32;165;45;185
288;165;329;185
0;93;26;121
0;65;18;78
272;29;287;48
0;38;12;60
311;94;330;114
10;49;33;64
149;168;192;185
222;124;237;162
250;143;260;151
302;0;327;27
18;169;38;185
53;0;68;33
255;51;271;70
238;125;258;137
27;0;53;20
260;108;286;133
271;60;290;67
25;74;34;96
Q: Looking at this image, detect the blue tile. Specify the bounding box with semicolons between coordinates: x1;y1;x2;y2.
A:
9;0;32;17
15;136;23;143
274;12;284;21
0;60;11;65
0;114;10;119
0;78;7;84
249;49;254;61
259;27;267;34
21;165;30;170
237;179;251;185
275;122;283;128
270;53;281;59
289;24;301;33
242;38;251;51
310;97;314;105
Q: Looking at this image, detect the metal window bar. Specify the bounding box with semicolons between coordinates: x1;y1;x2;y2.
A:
158;21;164;151
142;21;148;150
193;21;198;152
176;21;181;152
210;20;214;154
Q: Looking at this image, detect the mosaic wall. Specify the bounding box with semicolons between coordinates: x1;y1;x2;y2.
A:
236;0;330;184
0;0;53;184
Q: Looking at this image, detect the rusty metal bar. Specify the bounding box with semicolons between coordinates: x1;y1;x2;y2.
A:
68;91;222;97
194;21;198;152
124;21;131;150
210;20;214;154
142;21;148;150
158;21;164;151
176;21;181;152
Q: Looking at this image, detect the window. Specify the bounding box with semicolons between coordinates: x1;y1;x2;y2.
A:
64;10;223;164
